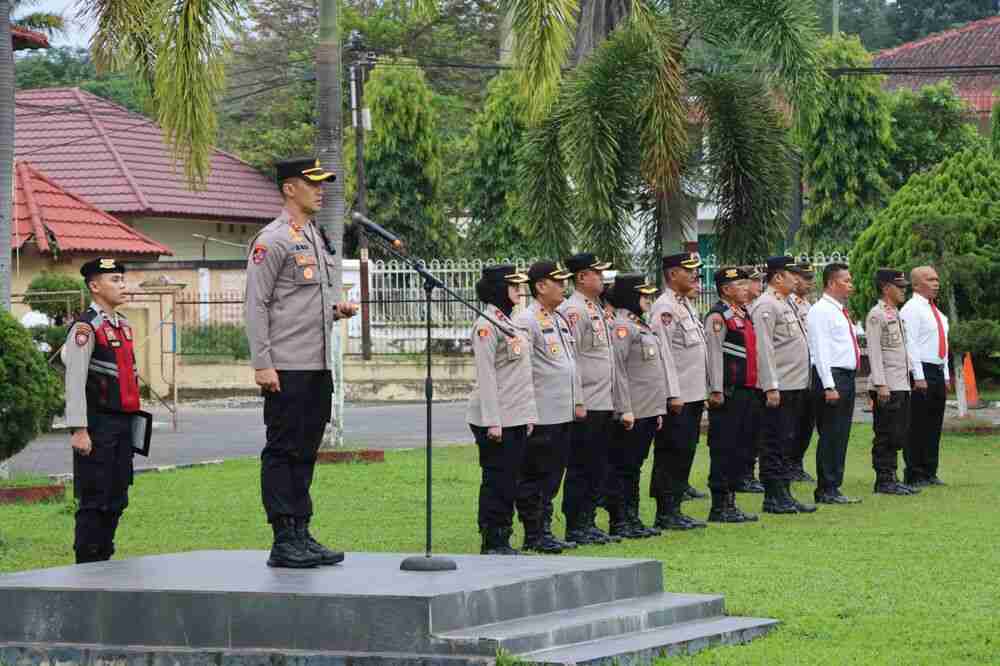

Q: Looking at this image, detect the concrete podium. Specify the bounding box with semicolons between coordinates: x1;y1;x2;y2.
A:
0;551;777;665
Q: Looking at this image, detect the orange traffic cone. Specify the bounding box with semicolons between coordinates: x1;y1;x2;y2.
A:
963;352;981;409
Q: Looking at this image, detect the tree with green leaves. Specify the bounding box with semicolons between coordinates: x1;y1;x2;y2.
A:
992;96;1000;158
814;0;896;51
798;36;894;249
343;60;457;260
889;1;997;44
886;81;983;190
460;72;537;259
503;0;820;266
15;47;146;112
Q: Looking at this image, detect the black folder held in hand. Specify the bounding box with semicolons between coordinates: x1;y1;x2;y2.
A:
131;411;153;456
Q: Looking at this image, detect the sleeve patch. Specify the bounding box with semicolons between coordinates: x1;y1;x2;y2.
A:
74;325;91;347
251;244;268;265
477;327;491;338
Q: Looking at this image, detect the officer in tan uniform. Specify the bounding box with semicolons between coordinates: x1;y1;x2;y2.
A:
514;261;581;554
787;263;817;484
558;253;627;546
245;157;358;569
607;273;667;539
752;256;817;515
649;252;707;530
63;258;141;563
736;266;766;494
468;265;537;555
866;269;921;496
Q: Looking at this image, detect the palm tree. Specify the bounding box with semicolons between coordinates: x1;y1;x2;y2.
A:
503;0;823;266
12;0;66;36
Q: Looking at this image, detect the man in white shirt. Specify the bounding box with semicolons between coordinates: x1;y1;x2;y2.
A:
899;266;949;487
806;263;862;505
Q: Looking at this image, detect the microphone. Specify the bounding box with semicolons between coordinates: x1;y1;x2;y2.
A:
351;212;404;250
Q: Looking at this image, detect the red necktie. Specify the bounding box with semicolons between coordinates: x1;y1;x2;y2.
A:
930;301;948;359
842;307;860;368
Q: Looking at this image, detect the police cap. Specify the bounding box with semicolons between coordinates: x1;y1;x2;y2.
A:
274;157;336;184
565;253;612;273
714;266;749;290
482;264;529;285
875;268;909;289
80;257;125;281
662;252;703;271
527;261;573;284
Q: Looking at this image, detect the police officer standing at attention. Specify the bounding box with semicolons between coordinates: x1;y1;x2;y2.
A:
514;261;580;554
866;269;921;496
559;253;626;545
607;273;669;539
246;157;358;569
736;265;766;495
752;256;817;515
649;253;707;530
787;263;817;484
807;262;862;505
704;267;760;523
900;266;950;488
468;265;537;554
63;258;141;564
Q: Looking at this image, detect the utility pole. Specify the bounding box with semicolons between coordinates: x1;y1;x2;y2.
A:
832;0;840;36
316;0;346;447
0;1;14;312
349;33;373;360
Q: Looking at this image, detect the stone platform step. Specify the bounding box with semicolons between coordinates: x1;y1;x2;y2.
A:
436;592;725;655
518;616;780;666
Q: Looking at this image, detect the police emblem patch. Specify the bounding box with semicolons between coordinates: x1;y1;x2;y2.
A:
74;325;90;347
616;326;628;339
252;244;268;265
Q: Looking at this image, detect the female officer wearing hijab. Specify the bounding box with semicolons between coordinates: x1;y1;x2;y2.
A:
467;265;537;555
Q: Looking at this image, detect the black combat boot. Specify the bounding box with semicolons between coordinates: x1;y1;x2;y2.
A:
481;527;520;555
784;480;817;513
296;518;345;566
625;483;660;537
762;480;797;514
728;491;759;522
608;503;645;539
653;494;697;530
736;476;765;493
523;520;563;554
267;517;322;568
875;472;919;495
707;491;736;523
543;516;578;549
683;484;707;501
566;516;600;546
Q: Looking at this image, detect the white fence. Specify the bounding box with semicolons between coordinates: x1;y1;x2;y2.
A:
345;252;849;355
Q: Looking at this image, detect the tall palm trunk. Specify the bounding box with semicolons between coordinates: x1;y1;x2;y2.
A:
315;0;345;447
0;0;14;312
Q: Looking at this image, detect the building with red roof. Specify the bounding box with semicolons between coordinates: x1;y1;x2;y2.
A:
874;16;1000;121
15;87;283;261
10;160;171;295
12;26;49;51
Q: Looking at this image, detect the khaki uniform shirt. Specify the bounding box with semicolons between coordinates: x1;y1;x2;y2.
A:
515;301;583;425
558;291;625;412
650;286;706;403
610;309;668;420
789;295;811;334
467;305;538;428
245;210;340;371
752;288;810;391
866;301;912;392
61;303;126;429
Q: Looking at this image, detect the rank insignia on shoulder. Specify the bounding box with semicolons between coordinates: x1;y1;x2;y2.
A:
74;325;91;347
616;325;628;339
477;328;491;338
252;244;268;265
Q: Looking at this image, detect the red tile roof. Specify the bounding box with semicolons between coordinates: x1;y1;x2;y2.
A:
15;87;283;221
13;160;171;257
12;26;49;50
874;16;1000;114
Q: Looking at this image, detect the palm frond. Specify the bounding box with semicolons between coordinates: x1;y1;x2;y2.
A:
500;0;578;122
78;0;156;96
691;71;792;262
12;11;64;35
684;0;823;114
154;0;243;188
515;105;575;260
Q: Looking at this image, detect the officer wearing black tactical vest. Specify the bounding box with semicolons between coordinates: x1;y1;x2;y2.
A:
62;258;141;563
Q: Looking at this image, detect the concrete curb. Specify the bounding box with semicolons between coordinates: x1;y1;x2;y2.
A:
48;459;227;484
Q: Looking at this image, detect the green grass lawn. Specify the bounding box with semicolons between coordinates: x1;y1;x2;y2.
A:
1;431;998;664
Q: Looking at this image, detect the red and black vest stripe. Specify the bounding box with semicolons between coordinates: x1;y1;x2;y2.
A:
709;300;758;389
76;308;141;413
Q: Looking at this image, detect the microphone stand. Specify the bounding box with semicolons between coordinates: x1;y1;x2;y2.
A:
364;232;514;572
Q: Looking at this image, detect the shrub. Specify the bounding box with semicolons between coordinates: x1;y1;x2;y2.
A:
23;272;89;324
29;324;71;354
0;309;64;462
180;324;251;360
